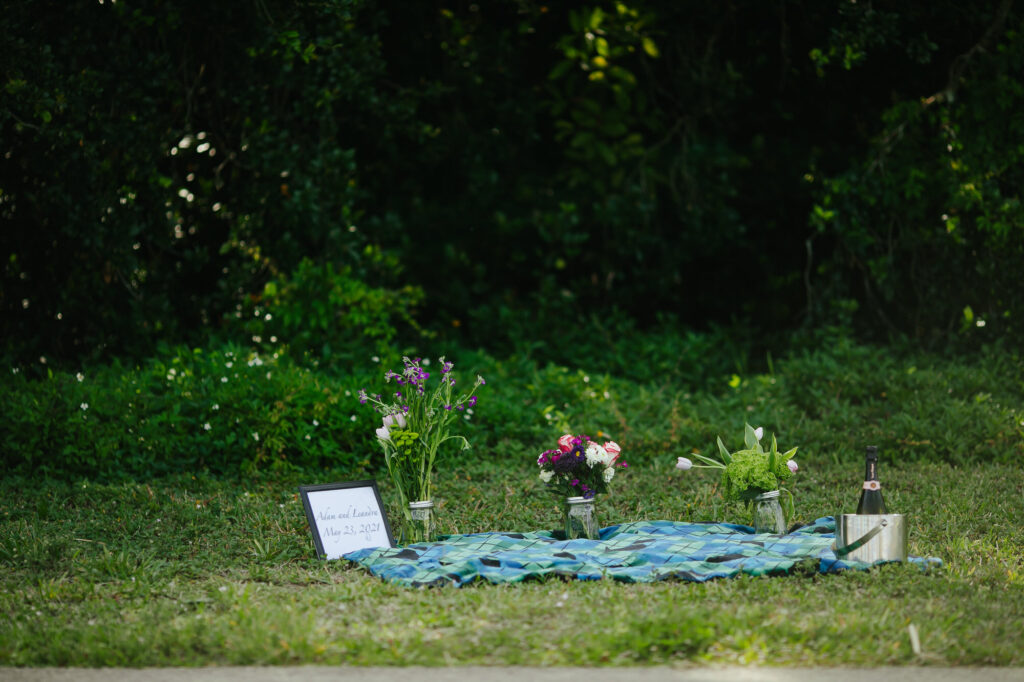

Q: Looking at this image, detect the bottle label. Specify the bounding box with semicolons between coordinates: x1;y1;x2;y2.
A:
862;480;881;491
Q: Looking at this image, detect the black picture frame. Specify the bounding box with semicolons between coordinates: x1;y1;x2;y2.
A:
298;480;395;560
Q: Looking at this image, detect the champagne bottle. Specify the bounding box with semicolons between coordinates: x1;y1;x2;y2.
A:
856;445;887;514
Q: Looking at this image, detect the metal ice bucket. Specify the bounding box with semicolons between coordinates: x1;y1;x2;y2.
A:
834;514;908;563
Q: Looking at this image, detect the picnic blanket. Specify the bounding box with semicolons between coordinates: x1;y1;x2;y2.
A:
343;516;941;588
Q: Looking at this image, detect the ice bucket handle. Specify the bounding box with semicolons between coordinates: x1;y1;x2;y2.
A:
833;517;888;558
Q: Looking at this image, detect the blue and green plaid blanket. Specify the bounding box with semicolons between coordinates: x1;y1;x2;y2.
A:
344;516;940;588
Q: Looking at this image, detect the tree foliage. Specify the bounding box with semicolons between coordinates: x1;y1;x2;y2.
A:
2;0;1022;367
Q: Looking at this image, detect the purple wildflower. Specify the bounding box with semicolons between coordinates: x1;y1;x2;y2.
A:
552;449;584;473
468;396;478;407
444;405;452;411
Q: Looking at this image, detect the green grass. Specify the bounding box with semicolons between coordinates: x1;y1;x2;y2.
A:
2;336;1022;666
2;456;1022;667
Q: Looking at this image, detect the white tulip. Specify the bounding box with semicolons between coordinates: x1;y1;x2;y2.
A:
676;457;693;471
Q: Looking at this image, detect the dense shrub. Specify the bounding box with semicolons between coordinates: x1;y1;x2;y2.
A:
0;346;380;479
6;335;1017;480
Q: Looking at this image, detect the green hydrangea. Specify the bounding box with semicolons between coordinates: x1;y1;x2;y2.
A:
721;448;794;501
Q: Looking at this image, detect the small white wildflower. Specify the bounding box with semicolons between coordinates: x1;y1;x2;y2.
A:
753;426;764;441
225;361;233;368
218;586;228;592
252;335;262;343
583;375;590;383
212;404;220;410
312;419;319;426
467;408;474;415
264;313;272;321
266;372;272;379
76;372;84;382
270;336;277;343
203;423;211;431
252;432;259;441
305;434;311;440
221;377;228;383
422;358;431;366
371;356;380;363
344;390;351;396
80;403;89;411
350;415;357;422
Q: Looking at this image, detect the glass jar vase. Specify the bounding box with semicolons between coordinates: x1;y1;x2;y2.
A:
752;490;786;534
563;496;600;540
403;500;435;545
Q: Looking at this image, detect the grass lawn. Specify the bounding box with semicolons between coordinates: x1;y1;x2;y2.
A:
2;456;1022;667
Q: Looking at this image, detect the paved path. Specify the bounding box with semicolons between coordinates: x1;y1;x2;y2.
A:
2;668;1023;682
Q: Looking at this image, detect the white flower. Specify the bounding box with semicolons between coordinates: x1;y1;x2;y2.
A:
221;377;228;383
395;413;407;429
754;427;764;441
80;403;89;411
382;414;395;428
676;457;693;471
212;404;220;410
539;470;554;483
603;441;622;463
350;415;357;422
76;372;84;382
252;432;259;441
585;442;609;468
312;419;319;427
603;466;615;483
787;459;798;473
375;426;390;441
203;423;211;431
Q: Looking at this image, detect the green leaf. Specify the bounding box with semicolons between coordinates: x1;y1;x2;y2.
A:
716;436;732;464
641;36;659;58
744;423;759;450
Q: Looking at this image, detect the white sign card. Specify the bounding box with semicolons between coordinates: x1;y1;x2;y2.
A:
298;480;394;560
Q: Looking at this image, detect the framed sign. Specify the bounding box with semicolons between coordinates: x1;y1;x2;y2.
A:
298;480;394;559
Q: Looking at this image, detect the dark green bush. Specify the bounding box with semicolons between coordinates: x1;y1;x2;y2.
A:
229;257;427;368
0;346;380;479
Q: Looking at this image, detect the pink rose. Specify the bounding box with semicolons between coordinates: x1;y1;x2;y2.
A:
558;434;574;453
603;441;622;463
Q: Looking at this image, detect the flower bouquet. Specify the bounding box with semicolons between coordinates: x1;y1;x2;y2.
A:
537;434;627;539
676;424;799;533
359;356;485;543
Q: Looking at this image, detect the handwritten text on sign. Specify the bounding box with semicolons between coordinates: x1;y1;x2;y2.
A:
305;485;391;559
